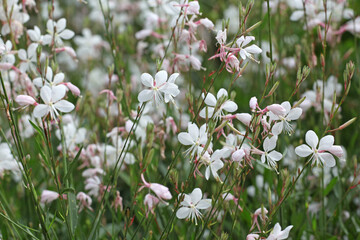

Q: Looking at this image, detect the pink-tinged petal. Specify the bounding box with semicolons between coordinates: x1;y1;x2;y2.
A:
305;130;318;149
249;96;257;110
295;144;312;157
244;44;262;54
59;30;74;40
176;207;191;219
196;199;211;209
287;107;302;120
33;104;50;118
52;85;67;102
54;100;74;113
222;101;238;112
155;70;168;86
56;18;67;32
188;123;199;141
217;88;228;99
178;132;194;145
320;153;336;168
40;86;52;104
137;89;154;103
267;104;286;116
318;135;334;151
272;122;283;136
268;151;282;161
235;113;251;126
140;73;153;87
190;188;202;205
15;95;36;106
203;92;216;106
327;145;343;158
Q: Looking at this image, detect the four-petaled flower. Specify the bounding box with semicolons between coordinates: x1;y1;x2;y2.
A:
178;123;208;157
295;130;343;168
138;70;180;106
236;36;262;62
176;188;211;225
266;223;293;240
200;88;238;119
269;101;302;136
33;85;74;119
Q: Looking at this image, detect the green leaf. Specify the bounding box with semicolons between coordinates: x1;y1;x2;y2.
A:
28;119;45;139
324;177;338;196
68;192;78;233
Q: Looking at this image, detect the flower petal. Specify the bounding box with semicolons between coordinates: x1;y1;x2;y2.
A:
176;207;191;219
295;144;312;157
268;151;283;161
138;89;154;103
305;130;318;149
203;92;216;106
190;188;202;205
33;104;50;118
287;107;302;120
140;73;153;87
40;86;52;104
222;101;238;112
318;135;334;151
320;153;336;168
196;199;211;209
54;100;74;113
52;85;67;102
155;70;168;86
178;132;194;145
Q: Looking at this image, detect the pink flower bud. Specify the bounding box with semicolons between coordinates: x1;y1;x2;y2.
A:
189;55;201;70
41;190;59;204
267;104;286;116
0;63;13;70
199;18;214;29
246;234;260;240
249;97;258;110
150;183;172;200
76;192;93;212
64;82;81;96
231;149;245;162
235;113;252;126
187;1;200;15
15;95;37;106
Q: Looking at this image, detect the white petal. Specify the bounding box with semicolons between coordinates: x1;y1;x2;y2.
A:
196;199;211;209
137;89;154;103
217;88;228;99
176;207;191;219
33;104;50;118
281;101;291;114
33;77;43;87
264;136;277;152
54;100;74;113
155;70;168;86
290;11;304;21
320;153;336;168
59;30;75;40
178;132;194;145
245;44;262;54
45;67;53;81
205;167;210;180
287;107;302;120
27;29;39;41
190;188;202;205
295;144;312;157
168;73;179;83
305;130;318;149
18;49;27;60
203;92;216;106
56;18;67;33
277;225;293;239
53;73;65;85
268;151;282;161
40;86;52;104
272;122;283;136
140;73;153;87
318;135;334;151
51;85;67;102
222;101;238;112
188;123;199;141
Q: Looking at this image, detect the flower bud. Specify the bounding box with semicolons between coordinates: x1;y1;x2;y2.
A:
235;113;252;126
249;97;257;110
15;95;37;106
64;82;81;96
231;149;245;162
41;190;59;204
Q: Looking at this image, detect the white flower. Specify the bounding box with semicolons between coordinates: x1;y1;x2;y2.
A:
199;88;238;119
266;223;293;240
27;26;46;44
137;70;180;106
33;66;65;88
0;143;22;180
236;36;262;62
18;43;38;73
178;123;208;157
253;136;282;171
295;130;342;168
270;101;302;136
43;18;75;46
176;188;211;225
199;150;224;181
33;85;74;119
